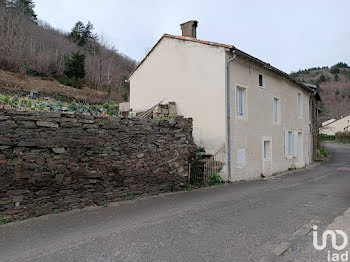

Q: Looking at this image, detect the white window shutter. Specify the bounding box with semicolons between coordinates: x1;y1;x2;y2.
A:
285;131;289;157
293;131;298;158
237;149;246;166
242;89;246;117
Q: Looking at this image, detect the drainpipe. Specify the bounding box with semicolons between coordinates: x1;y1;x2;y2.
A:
226;50;237;181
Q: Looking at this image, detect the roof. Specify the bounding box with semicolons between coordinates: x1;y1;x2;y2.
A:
128;34;315;93
321;115;350;128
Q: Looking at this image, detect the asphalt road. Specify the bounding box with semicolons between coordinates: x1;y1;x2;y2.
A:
1;143;350;262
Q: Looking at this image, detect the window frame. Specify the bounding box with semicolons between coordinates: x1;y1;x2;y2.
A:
259;74;264;88
262;138;272;161
235;85;247;119
237;149;246;167
297;92;303;118
285;130;294;159
273;97;280;124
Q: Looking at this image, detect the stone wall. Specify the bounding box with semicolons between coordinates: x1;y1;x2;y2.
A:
0;109;195;221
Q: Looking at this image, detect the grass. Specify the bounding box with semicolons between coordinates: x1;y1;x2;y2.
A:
121;194;134;201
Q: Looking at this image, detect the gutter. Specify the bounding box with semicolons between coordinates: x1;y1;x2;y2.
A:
226;51;237;181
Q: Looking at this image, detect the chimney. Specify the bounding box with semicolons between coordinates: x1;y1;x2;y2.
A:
180;20;198;38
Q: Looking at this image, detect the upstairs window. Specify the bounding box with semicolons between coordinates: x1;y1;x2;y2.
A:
236;86;246;118
298;93;303;117
273;97;280;123
259;74;264;88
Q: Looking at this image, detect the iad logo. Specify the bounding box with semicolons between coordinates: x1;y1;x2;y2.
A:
313;225;349;261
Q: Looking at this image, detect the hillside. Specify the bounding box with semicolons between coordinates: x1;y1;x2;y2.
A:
0;70;120;104
291;63;350;121
0;1;136;103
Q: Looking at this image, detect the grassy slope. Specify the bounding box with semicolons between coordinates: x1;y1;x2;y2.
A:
0;70;121;104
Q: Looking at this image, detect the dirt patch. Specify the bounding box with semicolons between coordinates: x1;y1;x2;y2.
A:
0;70;121;104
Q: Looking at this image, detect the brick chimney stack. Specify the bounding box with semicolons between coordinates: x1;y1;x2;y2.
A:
180;20;198;38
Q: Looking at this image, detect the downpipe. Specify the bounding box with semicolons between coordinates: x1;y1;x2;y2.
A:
226;51;237;181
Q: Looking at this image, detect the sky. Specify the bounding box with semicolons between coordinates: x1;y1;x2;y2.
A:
34;0;350;73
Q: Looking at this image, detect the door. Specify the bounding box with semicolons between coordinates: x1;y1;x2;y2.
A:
298;132;303;165
262;137;272;176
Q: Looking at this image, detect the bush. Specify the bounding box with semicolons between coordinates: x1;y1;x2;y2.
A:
318;147;329;157
207;173;222;186
335;131;350;140
319;134;336;141
58;75;81;89
330;67;340;74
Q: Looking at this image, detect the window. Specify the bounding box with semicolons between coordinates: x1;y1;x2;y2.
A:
285;131;293;158
298;93;303;117
273;97;280;123
263;140;271;160
259;74;264;88
236;86;246;118
237;149;246;167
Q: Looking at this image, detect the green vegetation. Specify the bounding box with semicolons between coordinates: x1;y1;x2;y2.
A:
0;213;10;225
0;2;136;97
154;115;177;120
7;0;37;21
205;173;222;186
195;146;206;154
52;209;60;214
97;199;108;207
317;147;329;157
330;67;340;75
0;94;119;116
319;134;336;141
121;194;134;201
67;21;98;48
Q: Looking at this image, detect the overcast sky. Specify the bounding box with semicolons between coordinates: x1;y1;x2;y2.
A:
34;0;350;73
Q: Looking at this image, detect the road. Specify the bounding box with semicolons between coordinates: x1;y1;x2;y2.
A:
1;143;350;262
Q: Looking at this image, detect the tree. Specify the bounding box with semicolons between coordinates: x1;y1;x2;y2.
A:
334;74;339;82
0;0;6;9
8;0;37;21
119;75;130;101
64;51;86;79
330;67;340;74
67;21;98;48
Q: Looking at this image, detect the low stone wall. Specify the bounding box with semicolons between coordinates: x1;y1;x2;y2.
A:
0;109;195;221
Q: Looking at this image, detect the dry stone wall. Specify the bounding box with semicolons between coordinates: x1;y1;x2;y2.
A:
0;109;195;221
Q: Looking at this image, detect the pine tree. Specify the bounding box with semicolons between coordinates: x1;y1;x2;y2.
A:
64;51;86;80
0;0;7;9
67;21;98;48
8;0;37;21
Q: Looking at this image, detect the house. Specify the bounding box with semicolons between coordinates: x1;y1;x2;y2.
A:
320;115;350;136
129;21;320;181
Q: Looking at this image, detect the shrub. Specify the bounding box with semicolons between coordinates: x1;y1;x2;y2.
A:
58;75;81;89
330;67;340;74
335;131;350;140
319;134;336;141
206;173;222;186
317;147;328;157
